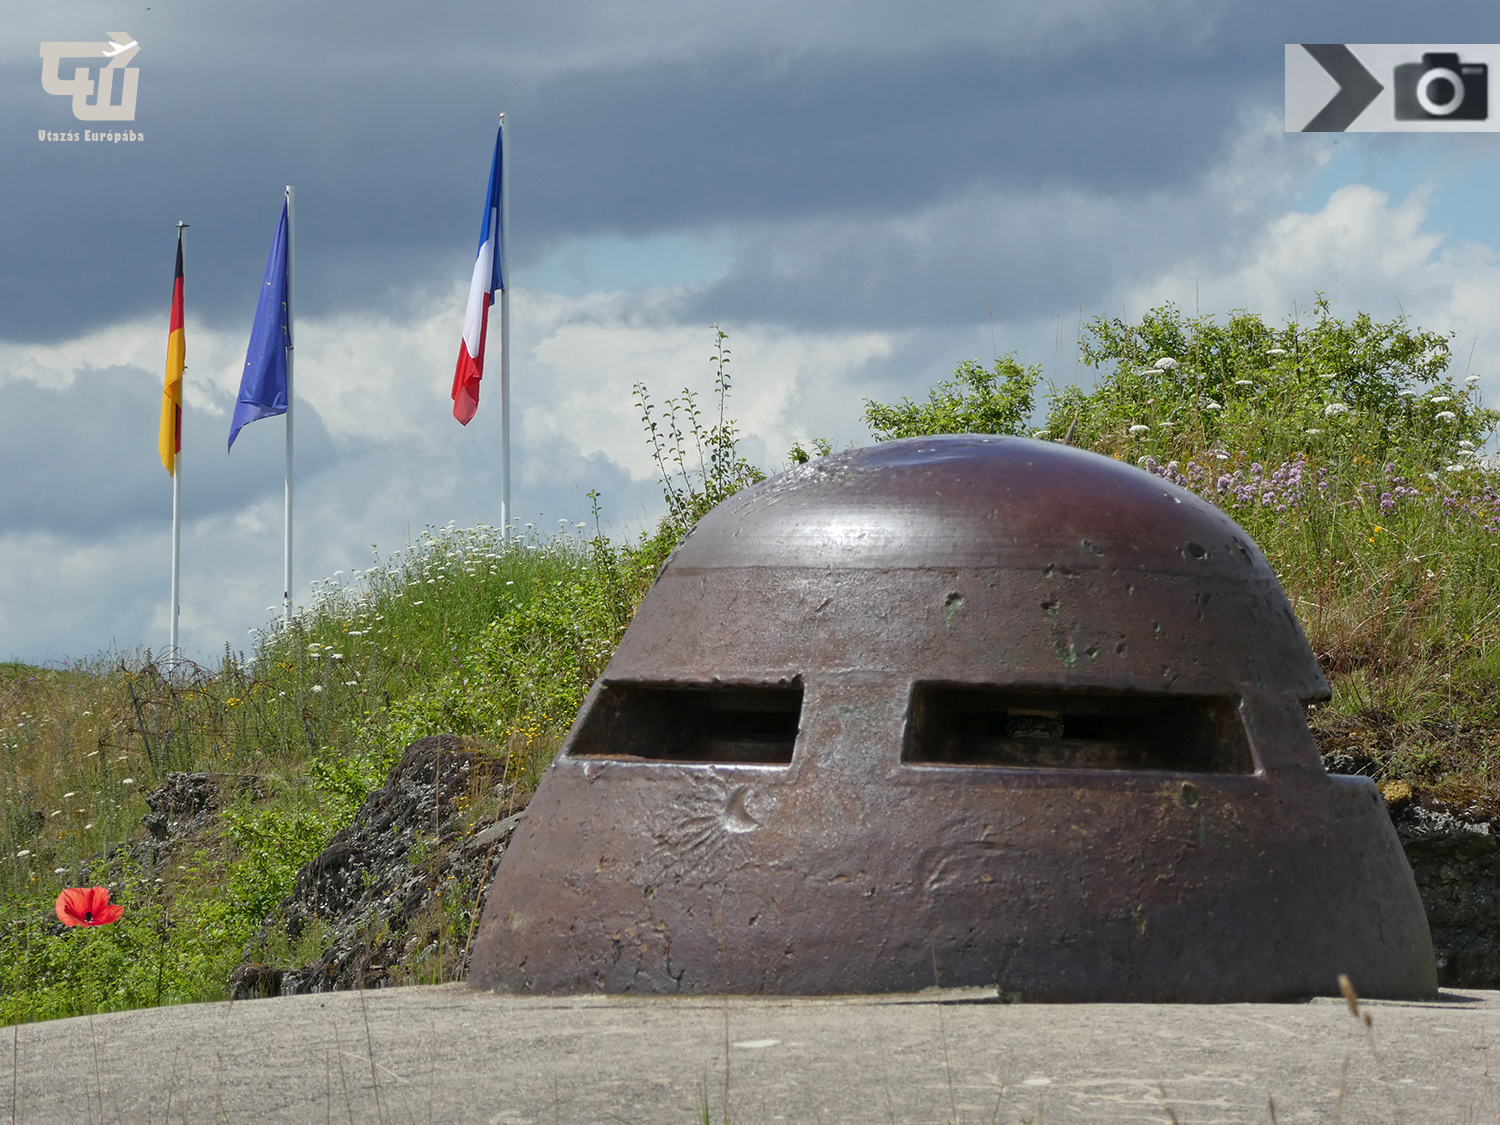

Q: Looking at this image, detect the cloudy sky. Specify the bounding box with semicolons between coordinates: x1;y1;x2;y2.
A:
5;1;1500;664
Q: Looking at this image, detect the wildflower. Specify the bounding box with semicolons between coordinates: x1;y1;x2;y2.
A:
1205;401;1222;412
311;685;323;693
1154;357;1179;370
1466;375;1481;384
1234;379;1254;387
122;778;134;785
1324;403;1350;417
1305;428;1323;436
1267;348;1286;356
330;653;343;661
55;886;123;927
1436;411;1457;421
15;850;30;859
1460;441;1475;450
412;600;424;605
53;868;66;875
1431;396;1452;404
506;581;515;586
1380;492;1395;513
63;792;75;799
1128;424;1149;435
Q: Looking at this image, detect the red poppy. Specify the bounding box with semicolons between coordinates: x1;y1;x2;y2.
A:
55;886;123;927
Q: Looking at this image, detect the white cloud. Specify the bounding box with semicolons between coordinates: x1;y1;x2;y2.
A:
1123;180;1500;398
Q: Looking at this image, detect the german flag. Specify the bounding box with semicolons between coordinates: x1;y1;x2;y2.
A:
159;227;185;474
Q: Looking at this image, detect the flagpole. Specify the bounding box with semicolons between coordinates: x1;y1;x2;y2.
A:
284;185;295;624
498;112;511;534
169;221;187;667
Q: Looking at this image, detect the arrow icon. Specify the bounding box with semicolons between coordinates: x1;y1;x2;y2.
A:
1301;44;1383;131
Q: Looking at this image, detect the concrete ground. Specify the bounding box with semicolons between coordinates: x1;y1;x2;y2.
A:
3;985;1497;1124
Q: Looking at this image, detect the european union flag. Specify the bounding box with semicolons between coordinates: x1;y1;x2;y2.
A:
229;201;289;451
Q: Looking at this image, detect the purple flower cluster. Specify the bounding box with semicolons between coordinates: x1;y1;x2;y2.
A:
1138;451;1500;532
1139;454;1308;512
1437;481;1500;533
1377;464;1422;514
1214;456;1309;512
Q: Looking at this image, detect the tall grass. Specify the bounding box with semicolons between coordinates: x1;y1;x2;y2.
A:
0;518;674;1023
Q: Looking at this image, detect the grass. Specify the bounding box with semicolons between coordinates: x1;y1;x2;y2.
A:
0;517;675;1024
2;307;1500;1026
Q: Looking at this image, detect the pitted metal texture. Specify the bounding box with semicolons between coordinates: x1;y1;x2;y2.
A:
469;436;1436;1001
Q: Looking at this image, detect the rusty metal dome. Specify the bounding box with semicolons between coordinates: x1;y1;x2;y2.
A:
469;436;1435;1001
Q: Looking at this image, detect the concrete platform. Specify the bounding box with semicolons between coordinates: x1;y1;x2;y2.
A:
4;985;1498;1123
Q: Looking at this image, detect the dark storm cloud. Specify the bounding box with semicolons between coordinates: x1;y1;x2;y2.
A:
0;0;1416;342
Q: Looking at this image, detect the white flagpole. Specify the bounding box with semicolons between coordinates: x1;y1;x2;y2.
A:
169;221;187;667
284;185;295;624
499;113;511;534
170;462;180;658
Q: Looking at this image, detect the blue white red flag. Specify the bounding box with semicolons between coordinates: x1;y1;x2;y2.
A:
452;125;504;425
229;201;290;450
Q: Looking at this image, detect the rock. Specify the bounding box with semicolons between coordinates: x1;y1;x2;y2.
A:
1390;798;1500;988
227;962;285;1000
138;771;266;863
235;734;522;997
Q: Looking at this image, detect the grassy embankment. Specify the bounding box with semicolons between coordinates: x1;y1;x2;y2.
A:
2;306;1499;1024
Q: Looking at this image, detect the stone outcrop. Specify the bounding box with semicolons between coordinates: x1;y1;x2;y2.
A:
231;734;522;998
1386;791;1500;988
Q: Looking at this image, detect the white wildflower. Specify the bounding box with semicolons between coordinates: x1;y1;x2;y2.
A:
122;778;134;785
1234;379;1254;387
1436;410;1457;421
1267;348;1287;356
15;850;29;859
1466;374;1481;384
1205;401;1223;412
1305;428;1323;436
311;685;323;694
1154;357;1179;370
1431;396;1452;404
1128;424;1149;435
1324;403;1350;417
1459;440;1475;450
62;792;75;799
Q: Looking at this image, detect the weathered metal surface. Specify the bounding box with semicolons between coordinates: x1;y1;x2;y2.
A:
469;436;1436;1000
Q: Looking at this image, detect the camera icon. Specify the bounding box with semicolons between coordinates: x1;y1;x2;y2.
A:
1394;52;1488;120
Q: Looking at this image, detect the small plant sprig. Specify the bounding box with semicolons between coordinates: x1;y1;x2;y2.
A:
633;325;766;535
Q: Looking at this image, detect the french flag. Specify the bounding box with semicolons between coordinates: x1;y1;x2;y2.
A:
452;124;504;425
